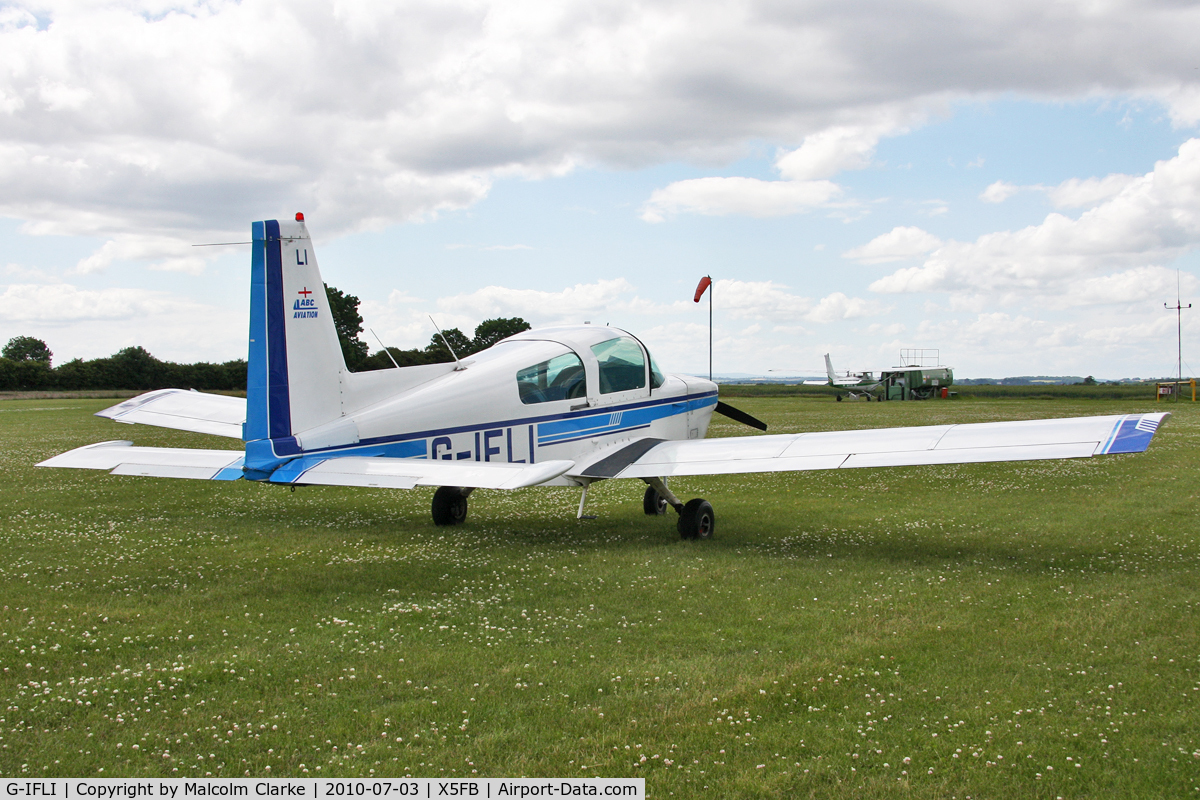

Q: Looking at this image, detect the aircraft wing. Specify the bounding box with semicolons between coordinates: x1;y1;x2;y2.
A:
38;441;574;490
573;413;1168;479
96;389;246;439
801;379;830;386
266;456;576;490
36;440;245;480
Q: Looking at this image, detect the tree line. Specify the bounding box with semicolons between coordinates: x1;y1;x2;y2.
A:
0;285;530;391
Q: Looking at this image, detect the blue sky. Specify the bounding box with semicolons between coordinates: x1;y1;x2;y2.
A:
2;1;1198;380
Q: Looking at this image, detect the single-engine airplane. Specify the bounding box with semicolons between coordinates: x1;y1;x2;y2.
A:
803;354;881;400
39;215;1170;539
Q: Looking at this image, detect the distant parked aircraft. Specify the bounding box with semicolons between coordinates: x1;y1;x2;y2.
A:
803;354;881;400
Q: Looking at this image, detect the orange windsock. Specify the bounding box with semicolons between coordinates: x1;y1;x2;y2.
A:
694;276;712;303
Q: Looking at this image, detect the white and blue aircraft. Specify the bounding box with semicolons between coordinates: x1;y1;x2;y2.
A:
39;215;1170;539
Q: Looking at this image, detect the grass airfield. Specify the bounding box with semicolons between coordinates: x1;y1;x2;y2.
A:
1;395;1198;797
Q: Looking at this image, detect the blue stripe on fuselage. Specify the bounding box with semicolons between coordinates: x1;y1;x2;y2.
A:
268;438;430;483
538;398;690;445
284;391;716;461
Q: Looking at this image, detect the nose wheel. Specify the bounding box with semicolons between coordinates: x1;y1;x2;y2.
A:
643;485;669;515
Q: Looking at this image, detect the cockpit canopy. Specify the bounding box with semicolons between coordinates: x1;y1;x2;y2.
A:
511;332;665;405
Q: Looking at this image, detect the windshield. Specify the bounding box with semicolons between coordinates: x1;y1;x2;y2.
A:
591;337;647;394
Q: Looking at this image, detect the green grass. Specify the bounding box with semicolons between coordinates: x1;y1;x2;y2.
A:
1;396;1198;798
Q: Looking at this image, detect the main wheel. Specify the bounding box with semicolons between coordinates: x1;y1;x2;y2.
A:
677;498;715;540
643;486;668;516
431;486;468;526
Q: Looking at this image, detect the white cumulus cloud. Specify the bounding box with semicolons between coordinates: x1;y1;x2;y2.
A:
980;180;1020;204
0;282;244;361
1046;173;1141;209
0;0;1195;261
804;292;891;323
843;226;944;264
870;138;1200;296
640;177;841;222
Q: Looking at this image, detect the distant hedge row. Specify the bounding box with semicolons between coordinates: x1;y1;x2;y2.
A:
0;346;247;392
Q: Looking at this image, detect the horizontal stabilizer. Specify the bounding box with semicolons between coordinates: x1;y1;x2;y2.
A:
97;389;246;439
269;456;575;490
608;412;1169;479
37;440;245;480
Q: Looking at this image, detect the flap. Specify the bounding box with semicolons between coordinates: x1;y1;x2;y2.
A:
37;440;245;481
271;455;576;490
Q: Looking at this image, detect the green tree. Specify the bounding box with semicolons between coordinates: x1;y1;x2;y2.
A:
471;317;530;353
358;347;440;371
3;335;52;366
108;346;168;389
426;328;472;362
324;284;370;370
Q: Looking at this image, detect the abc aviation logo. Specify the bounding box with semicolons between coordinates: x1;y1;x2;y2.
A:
293;287;318;319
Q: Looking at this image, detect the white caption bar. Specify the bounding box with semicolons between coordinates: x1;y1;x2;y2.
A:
2;779;644;800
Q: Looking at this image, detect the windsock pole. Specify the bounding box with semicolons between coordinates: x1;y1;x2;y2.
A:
694;276;713;381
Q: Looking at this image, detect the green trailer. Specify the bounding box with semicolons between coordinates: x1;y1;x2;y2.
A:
881;349;954;400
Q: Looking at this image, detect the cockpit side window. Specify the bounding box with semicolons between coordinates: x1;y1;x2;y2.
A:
517;350;587;404
591;337;647;394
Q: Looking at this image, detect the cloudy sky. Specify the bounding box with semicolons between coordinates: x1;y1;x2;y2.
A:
2;0;1199;379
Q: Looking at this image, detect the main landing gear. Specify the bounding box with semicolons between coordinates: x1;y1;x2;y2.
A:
433;480;715;540
432;486;472;526
643;479;715;540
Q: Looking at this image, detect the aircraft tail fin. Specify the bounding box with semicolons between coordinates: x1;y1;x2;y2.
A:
245;216;348;473
824;353;836;383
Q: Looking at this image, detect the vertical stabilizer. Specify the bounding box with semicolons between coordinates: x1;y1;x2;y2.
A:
824;354;836;383
245;217;348;473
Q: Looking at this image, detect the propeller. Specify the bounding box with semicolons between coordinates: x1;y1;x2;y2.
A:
715;401;768;432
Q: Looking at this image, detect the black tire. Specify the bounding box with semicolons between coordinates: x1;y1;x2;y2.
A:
643;486;668;516
835;394;842;402
677;498;715;540
432;486;468;526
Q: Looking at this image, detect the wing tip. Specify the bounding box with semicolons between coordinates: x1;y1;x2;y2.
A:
1099;412;1170;455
